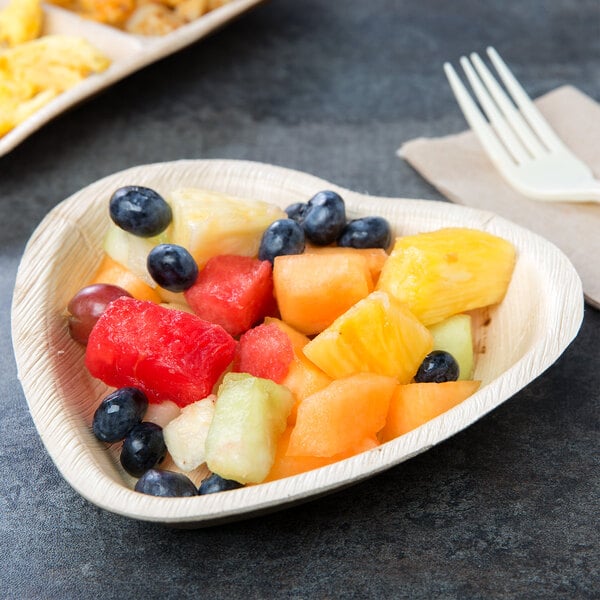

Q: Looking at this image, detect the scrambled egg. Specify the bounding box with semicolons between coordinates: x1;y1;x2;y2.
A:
0;0;231;137
0;0;42;47
0;0;111;137
46;0;233;36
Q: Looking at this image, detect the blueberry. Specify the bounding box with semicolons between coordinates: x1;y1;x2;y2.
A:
285;202;308;224
134;469;198;497
120;422;167;477
198;473;244;495
302;190;346;246
258;218;305;264
147;243;198;292
414;350;460;383
338;216;392;250
92;387;148;443
109;186;172;237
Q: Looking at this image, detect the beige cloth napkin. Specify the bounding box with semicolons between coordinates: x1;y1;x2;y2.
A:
399;85;600;309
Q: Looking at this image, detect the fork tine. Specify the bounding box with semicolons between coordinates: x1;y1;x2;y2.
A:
486;47;564;151
459;55;529;164
469;52;546;158
444;62;515;172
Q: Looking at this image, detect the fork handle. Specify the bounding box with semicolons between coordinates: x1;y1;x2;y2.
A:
565;187;600;203
536;185;600;203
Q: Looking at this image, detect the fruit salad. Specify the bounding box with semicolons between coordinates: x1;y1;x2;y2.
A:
66;185;516;497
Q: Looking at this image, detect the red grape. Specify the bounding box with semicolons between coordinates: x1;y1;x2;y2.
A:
67;283;132;345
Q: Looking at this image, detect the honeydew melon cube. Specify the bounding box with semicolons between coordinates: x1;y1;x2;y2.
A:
103;223;167;287
205;373;294;484
427;313;474;380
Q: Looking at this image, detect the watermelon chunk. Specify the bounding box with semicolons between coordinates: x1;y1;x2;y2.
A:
232;322;294;383
184;254;275;337
85;297;236;407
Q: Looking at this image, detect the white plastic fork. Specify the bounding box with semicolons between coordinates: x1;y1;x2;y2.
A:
444;47;600;203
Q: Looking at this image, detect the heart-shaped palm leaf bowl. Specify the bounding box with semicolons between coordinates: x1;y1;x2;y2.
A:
11;159;584;526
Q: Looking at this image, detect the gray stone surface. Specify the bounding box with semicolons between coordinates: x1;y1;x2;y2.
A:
1;1;599;598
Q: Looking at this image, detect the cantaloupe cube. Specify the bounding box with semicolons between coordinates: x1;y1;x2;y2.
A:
265;318;332;423
376;227;516;326
91;255;161;303
379;380;481;442
265;316;312;349
273;252;374;335
263;427;379;482
303;291;433;382
286;373;397;457
303;246;388;284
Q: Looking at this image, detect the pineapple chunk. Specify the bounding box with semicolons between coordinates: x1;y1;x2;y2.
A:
168;188;286;268
376;227;516;326
303;291;433;383
205;373;293;484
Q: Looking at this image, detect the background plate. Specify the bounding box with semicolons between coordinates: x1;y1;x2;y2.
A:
0;0;265;157
11;159;584;526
